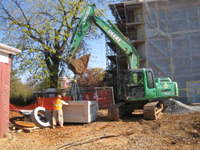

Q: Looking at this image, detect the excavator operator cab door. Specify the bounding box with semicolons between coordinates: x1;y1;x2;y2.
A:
123;69;145;99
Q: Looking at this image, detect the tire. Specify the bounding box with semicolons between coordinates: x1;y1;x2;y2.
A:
31;106;52;128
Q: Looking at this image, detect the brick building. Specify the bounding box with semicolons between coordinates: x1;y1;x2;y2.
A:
0;43;21;138
58;69;72;89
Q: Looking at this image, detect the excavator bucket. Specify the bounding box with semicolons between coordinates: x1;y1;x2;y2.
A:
67;53;91;75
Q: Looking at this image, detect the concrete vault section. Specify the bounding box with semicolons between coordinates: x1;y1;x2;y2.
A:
63;101;98;123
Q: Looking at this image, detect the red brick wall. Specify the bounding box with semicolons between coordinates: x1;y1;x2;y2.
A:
0;54;11;138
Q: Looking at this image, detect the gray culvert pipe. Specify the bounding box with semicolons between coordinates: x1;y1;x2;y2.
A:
31;106;52;128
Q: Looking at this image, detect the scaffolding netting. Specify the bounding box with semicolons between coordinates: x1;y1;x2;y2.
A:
142;0;200;103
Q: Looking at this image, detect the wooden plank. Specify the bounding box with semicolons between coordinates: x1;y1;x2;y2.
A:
12;124;40;133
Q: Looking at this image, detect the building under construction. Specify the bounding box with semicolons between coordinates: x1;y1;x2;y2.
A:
106;0;200;104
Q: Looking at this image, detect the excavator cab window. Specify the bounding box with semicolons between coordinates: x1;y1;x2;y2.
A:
123;70;145;99
138;73;144;85
130;73;137;86
146;71;155;89
128;72;144;86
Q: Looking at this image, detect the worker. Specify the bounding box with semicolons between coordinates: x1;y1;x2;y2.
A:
138;73;144;85
73;75;77;83
52;95;69;128
138;73;144;92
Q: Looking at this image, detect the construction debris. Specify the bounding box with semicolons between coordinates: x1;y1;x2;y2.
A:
164;99;200;114
11;121;40;133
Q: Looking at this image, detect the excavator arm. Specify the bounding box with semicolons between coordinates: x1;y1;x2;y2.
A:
66;3;139;75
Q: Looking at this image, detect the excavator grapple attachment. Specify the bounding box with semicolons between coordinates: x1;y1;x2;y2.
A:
67;53;91;75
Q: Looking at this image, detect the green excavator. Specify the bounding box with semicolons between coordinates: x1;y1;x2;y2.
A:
66;4;179;120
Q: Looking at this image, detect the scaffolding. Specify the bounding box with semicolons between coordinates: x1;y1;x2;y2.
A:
106;0;200;104
106;0;146;103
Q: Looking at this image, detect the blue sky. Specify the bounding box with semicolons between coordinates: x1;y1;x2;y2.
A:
85;4;115;70
88;36;106;69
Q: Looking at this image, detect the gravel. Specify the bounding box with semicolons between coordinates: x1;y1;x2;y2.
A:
164;98;200;114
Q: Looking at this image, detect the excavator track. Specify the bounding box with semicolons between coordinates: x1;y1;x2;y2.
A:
143;100;165;120
108;102;128;121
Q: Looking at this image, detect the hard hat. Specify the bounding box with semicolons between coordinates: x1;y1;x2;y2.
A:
58;95;61;98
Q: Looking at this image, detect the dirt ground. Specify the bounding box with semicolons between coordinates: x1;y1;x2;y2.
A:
1;110;200;150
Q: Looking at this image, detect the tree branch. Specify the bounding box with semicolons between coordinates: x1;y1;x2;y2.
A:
0;2;14;21
59;0;83;52
12;0;29;24
39;11;61;23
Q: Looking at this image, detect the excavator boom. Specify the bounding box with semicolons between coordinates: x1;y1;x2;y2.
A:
66;4;139;75
66;4;94;75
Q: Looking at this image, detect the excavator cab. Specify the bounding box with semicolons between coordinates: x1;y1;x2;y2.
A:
123;69;155;99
